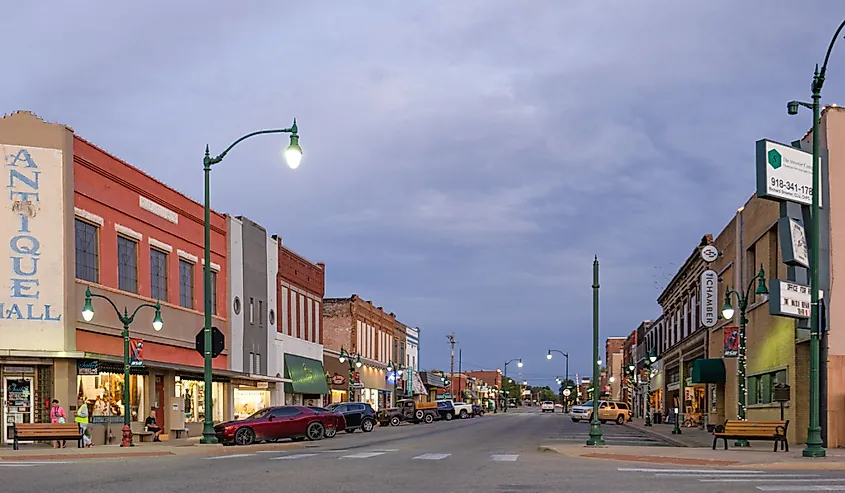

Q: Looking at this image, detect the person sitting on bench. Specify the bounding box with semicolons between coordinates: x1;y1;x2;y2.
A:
144;409;162;442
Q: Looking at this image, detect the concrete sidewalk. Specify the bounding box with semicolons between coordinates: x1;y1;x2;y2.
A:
626;419;713;447
0;437;305;461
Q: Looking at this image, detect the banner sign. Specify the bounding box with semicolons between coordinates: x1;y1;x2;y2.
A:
778;217;809;268
130;338;144;366
755;139;821;207
700;270;718;328
724;326;739;357
769;280;811;319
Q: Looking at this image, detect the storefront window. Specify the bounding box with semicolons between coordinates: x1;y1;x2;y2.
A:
77;373;145;421
233;389;270;420
175;379;224;423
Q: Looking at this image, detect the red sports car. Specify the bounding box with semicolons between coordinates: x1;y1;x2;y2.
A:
214;405;346;445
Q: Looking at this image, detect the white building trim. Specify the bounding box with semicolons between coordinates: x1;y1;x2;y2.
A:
201;258;221;271
115;223;143;241
148;237;173;253
177;249;199;264
74;207;104;227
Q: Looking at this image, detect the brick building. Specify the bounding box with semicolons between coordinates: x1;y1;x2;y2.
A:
605;337;625;401
322;295;396;410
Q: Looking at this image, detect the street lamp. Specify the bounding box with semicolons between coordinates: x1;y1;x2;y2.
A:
502;358;522;413
643;351;657;427
721;265;769;446
388;360;404;406
785;21;845;458
339;347;362;402
81;287;163;447
547;349;570;411
587;256;605;446
201;121;302;444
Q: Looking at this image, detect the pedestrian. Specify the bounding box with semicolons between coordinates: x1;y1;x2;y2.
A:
144;409;162;442
50;399;67;448
75;397;93;448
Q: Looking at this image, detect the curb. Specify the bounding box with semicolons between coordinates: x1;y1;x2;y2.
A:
626;424;689;447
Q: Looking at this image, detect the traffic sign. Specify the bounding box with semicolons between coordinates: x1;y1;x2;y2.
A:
195;326;225;358
562;389;571;397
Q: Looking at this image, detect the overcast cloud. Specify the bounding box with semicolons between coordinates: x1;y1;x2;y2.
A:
4;0;844;387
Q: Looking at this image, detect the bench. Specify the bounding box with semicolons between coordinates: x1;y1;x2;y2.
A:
130;422;154;442
712;420;789;452
13;423;83;450
170;428;189;439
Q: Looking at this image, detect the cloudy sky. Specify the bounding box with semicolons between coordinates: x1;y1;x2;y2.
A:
5;1;844;388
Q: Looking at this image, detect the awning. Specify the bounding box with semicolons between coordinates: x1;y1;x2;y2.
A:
691;358;726;384
284;354;330;395
412;372;427;395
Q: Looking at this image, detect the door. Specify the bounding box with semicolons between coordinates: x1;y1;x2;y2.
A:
346;404;363;428
3;377;34;445
154;375;165;430
280;408;308;437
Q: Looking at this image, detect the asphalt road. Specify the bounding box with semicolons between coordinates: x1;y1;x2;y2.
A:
4;409;845;492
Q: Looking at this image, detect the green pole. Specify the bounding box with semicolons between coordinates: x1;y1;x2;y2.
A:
644;358;652;426
736;297;750;447
122;315;132;447
805;66;825;457
587;256;605;446
673;358;683;434
200;152;217;444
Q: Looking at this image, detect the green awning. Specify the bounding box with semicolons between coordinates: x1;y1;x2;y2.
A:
283;354;330;395
691;358;726;384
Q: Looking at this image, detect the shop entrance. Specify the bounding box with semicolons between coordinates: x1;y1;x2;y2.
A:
155;375;165;430
3;376;34;445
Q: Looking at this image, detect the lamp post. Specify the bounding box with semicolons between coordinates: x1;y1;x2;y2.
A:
547;349;569;411
785;20;845;459
643;352;657;426
200;122;302;444
339;347;362;403
587;256;605;446
721;265;769;447
503;358;523;412
81;287;163;447
388;360;404;407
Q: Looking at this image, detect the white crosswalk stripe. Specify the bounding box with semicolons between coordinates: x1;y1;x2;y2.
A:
490;454;519;462
618;467;845;490
270;453;318;460
413;453;451;460
341;452;386;459
205;453;255;460
757;486;845;491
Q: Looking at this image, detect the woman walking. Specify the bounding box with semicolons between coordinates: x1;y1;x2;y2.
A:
50;399;67;448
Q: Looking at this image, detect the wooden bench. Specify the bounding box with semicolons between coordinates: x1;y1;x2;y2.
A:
130;422;154;442
170;428;189;439
712;420;789;452
13;423;83;450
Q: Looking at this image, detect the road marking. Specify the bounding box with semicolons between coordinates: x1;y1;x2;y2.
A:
369;449;399;452
490;454;519;462
657;474;821;478
0;461;71;465
618;468;764;473
702;479;845;483
318;449;350;453
413;453;451;460
270;453;318;460
341;452;385;459
205;453;255;460
0;464;36;467
757;486;845;491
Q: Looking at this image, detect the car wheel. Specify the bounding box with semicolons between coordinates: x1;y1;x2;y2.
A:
423;413;434;424
389;416;400;427
459;410;468;419
616;414;625;425
234;427;255;446
415;410;425;420
345;429;356;434
362;418;376;432
324;426;337;438
306;422;325;441
444;412;453;421
571;418;579;422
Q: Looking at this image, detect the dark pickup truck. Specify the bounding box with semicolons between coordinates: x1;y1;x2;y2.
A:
378;399;438;426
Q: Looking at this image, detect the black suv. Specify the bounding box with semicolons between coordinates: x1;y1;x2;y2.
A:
436;400;455;421
326;402;377;433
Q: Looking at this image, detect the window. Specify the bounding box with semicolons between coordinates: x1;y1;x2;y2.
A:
273;407;302;418
249;352;255;373
75;219;99;283
210;270;218;315
117;236;138;293
179;260;194;309
255;353;261;374
748;369;788;405
150;249;168;301
258;300;264;327
249;298;254;324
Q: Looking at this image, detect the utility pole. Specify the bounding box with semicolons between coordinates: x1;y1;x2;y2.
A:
447;333;456;399
458;349;463;402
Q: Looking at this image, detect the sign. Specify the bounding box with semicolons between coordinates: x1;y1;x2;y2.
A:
700;270;718;328
769;280;811;319
256;381;269;389
724;326;739;357
331;374;346;386
130;338;144;366
195;326;225;358
3;366;34;374
755;139;822;207
779;217;809;268
76;360;99;376
1;145;65;351
700;245;718;263
562;389;571;397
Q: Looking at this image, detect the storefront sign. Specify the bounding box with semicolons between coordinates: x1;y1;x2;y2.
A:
724;326;739;358
1;146;64;346
90;415;123;424
256;381;269;389
755;139;821;207
130;338;144;366
779;217;809;268
700;245;718;263
77;360;99;376
331;374;345;386
3;366;34;374
700;270;718;328
769;280;811;319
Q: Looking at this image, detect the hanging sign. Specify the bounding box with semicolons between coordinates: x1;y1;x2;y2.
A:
724;326;739;358
755;139;821;207
130;338;144;366
700;245;719;263
331;374;346;386
769;280;811;319
76;360;99;376
700;270;718;328
778;217;809;268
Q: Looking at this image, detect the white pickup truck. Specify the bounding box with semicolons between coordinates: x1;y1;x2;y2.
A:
437;399;474;419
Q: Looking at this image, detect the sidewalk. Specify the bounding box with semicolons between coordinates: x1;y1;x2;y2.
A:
626;419;713;448
0;437;305;461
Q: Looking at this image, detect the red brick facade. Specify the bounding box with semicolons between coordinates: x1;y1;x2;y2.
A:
276;239;325;344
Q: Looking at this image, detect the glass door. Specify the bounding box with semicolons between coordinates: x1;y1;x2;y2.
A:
4;377;34;444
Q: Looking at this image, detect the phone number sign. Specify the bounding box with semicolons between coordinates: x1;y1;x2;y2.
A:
755;139;822;207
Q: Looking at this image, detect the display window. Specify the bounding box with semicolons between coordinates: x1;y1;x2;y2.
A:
77;373;145;422
175;378;224;423
233;389;270;420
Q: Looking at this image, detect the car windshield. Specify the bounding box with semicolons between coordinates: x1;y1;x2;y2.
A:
580;400;593;407
248;408;272;420
308;407;329;413
326;403;340;411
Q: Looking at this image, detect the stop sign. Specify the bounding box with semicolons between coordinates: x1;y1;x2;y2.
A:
563;389;571;397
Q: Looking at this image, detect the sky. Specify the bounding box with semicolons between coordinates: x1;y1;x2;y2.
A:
4;1;845;389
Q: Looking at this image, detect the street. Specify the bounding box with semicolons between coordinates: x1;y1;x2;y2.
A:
4;410;845;492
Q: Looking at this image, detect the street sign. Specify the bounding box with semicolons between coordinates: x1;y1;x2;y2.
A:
562;389;571;397
778;217;809;268
195;326;225;358
700;270;718;328
700;245;718;263
755;139;822;207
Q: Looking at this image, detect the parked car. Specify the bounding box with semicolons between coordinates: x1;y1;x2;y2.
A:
444;400;474;419
472;404;485;417
541;401;555;413
569;400;629;425
378;399;438;426
214;406;343;445
325;402;376;433
307;406;347;438
436;400;456;420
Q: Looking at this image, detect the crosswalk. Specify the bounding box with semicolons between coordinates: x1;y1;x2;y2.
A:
547;425;669;447
619;467;845;491
205;449;521;463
